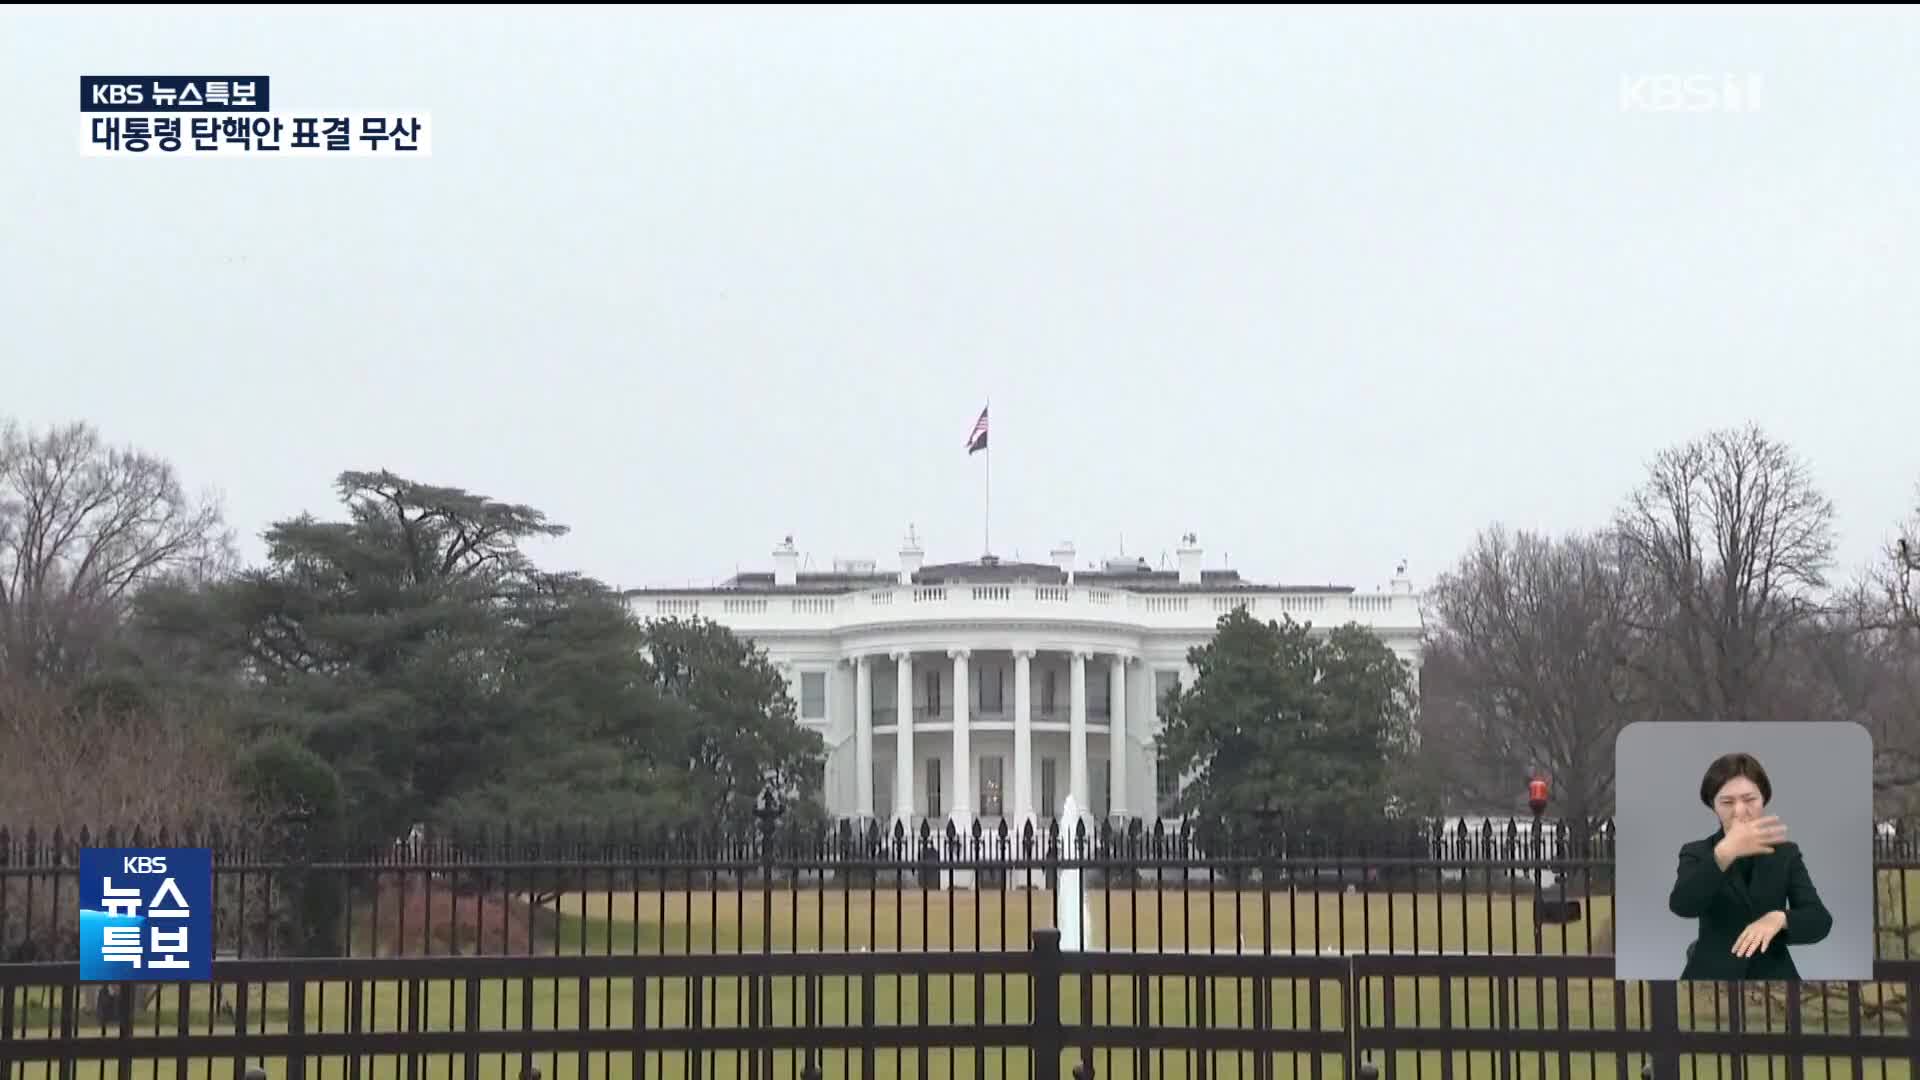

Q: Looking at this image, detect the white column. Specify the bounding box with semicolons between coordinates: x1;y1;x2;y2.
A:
894;650;915;827
1069;650;1089;824
948;647;975;889
1109;654;1128;821
949;648;971;823
855;655;874;819
1013;648;1035;829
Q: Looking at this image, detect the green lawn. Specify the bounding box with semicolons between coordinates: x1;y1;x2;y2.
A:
7;884;1914;1080
542;886;1618;955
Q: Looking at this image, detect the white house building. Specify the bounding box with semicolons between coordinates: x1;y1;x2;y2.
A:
623;533;1425;833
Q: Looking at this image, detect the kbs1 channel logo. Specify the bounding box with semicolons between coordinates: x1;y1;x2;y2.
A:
78;848;214;982
80;75;431;157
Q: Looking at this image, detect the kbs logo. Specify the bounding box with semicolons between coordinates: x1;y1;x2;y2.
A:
89;82;144;106
1620;73;1763;114
78;848;213;982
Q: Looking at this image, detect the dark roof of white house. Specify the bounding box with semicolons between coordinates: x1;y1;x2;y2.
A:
622;554;1354;597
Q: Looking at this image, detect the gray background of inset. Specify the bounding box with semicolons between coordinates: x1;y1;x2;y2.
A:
1613;721;1874;981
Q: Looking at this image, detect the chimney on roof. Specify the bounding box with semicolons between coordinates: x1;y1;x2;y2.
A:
1391;559;1414;596
1051;540;1076;583
900;527;924;584
1177;532;1203;586
774;535;799;587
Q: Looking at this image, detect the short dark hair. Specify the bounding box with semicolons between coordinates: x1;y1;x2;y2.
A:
1700;752;1772;808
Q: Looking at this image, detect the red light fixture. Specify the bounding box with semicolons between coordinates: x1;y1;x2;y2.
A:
1527;775;1550;816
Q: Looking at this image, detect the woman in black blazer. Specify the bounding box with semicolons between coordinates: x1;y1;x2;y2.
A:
1668;752;1833;980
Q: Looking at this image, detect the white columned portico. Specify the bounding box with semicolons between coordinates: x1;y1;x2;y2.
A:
893;650;914;827
854;655;874;819
949;648;971;825
1013;648;1035;829
639;537;1429;834
1109;654;1128;820
1069;650;1089;825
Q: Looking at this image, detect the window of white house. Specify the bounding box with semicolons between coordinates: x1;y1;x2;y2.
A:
978;664;1005;713
1155;670;1180;714
926;758;943;820
800;671;826;720
1156;758;1180;817
980;755;1004;817
1040;758;1057;821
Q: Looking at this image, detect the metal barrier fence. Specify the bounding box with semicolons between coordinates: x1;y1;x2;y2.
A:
3;814;1918;1078
2;942;1918;1079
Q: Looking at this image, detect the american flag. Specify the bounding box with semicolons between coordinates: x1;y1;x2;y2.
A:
965;405;989;454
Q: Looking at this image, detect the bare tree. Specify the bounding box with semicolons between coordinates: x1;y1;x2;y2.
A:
1420;526;1645;824
0;672;258;964
1615;424;1836;724
1842;632;1920;816
1405;638;1519;814
0;675;248;831
1847;489;1920;811
0;419;235;683
1879;481;1920;629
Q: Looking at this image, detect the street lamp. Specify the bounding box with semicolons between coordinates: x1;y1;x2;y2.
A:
1525;772;1580;926
1252;797;1283;891
751;779;784;1080
1252;798;1282;842
753;782;784;839
1528;772;1548;943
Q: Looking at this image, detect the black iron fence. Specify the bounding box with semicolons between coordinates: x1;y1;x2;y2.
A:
3;939;1918;1079
2;814;1918;1078
7;815;1917;962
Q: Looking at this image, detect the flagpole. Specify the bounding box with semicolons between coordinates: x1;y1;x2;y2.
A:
984;396;991;558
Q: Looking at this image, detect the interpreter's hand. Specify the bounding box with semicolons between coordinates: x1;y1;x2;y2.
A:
1732;910;1787;958
1715;815;1788;863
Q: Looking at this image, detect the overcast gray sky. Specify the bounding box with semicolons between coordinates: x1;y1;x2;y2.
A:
4;7;1918;594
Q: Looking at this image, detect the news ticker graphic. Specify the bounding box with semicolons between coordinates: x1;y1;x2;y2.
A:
80;75;430;157
78;848;214;982
82;76;269;112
